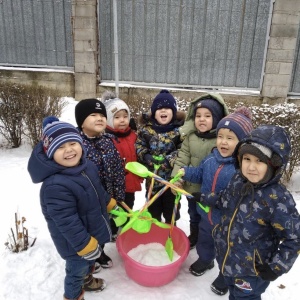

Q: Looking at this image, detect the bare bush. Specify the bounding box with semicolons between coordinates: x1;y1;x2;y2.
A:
0;82;26;148
22;85;67;148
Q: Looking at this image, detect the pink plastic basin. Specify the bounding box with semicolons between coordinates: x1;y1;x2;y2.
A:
116;223;189;287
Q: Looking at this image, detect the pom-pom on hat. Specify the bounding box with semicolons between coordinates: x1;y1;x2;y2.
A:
102;91;130;129
75;98;107;129
42;116;83;158
151;89;177;119
194;98;225;129
216;106;253;140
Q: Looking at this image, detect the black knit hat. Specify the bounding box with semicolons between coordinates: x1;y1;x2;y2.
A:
151;90;177;119
75;98;107;129
194;98;225;129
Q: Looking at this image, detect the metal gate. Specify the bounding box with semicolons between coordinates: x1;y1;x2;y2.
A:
0;0;73;69
98;0;273;91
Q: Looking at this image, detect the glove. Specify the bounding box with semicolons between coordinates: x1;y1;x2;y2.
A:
191;192;202;203
82;244;101;261
144;154;155;167
110;204;127;227
160;158;171;170
256;263;279;281
171;180;184;195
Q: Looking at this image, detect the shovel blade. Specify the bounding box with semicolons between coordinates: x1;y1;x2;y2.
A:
165;237;174;261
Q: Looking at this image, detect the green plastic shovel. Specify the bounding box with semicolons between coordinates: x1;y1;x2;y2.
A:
165;192;181;261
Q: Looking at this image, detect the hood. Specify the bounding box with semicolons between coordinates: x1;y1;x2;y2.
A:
27;141;87;184
179;93;229;138
234;125;291;184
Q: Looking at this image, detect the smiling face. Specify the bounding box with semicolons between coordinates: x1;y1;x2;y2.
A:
81;113;106;136
154;108;173;125
53;141;82;167
241;153;268;183
113;109;130;130
217;128;239;157
194;107;213;133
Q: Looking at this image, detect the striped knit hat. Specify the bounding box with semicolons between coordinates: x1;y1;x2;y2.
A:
216;106;253;140
42;116;83;158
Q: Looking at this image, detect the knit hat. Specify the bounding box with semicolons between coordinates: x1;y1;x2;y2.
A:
216;106;253;140
102;96;130;129
75;98;107;129
42;116;83;159
194;98;225;129
151;90;177;119
238;142;277;184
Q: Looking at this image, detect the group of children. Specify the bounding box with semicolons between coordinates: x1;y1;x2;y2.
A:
27;89;300;300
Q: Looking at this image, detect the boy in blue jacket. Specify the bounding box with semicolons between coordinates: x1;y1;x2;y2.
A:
180;107;253;296
27;117;120;300
211;125;300;299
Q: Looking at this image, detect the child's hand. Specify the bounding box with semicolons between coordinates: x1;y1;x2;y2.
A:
144;154;155;167
179;168;185;176
171;179;184;195
82;243;101;260
255;263;278;281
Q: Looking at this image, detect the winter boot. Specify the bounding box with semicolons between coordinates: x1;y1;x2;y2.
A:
211;272;229;296
63;289;85;300
95;251;113;269
189;258;214;276
188;224;199;250
83;274;106;292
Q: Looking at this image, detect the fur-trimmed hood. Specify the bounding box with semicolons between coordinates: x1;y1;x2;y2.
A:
137;110;186;126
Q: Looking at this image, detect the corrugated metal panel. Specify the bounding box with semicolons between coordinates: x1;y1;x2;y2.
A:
0;0;73;69
98;0;272;90
290;23;300;94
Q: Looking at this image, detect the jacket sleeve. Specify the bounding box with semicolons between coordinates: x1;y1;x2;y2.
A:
171;136;191;177
182;161;204;184
268;189;300;276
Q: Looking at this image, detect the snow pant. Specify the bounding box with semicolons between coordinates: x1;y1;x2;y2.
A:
188;196;201;226
64;258;94;299
196;203;215;263
146;188;181;224
224;276;270;300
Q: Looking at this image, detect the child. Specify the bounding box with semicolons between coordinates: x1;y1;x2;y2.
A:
102;91;143;210
212;125;300;299
27;117;119;300
179;107;253;296
135;89;186;223
171;93;228;249
75;98;126;269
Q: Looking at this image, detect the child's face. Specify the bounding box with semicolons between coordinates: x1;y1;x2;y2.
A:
53;141;82;167
217;128;239;157
82;113;106;136
241;153;268;183
113;109;129;130
154;108;173;125
194;107;213;132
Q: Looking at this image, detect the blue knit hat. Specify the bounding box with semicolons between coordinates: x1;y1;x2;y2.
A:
42;116;83;158
151;90;177;119
194;98;225;129
216;107;253;141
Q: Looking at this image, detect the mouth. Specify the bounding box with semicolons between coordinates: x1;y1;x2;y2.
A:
65;154;76;160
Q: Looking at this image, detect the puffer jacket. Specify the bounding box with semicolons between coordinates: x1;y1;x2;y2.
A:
106;126;143;193
214;125;300;278
79;131;126;202
171;93;229;193
27;142;111;260
135;111;186;194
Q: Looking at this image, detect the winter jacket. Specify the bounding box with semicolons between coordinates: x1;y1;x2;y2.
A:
214;125;300;279
27;142;111;260
106;126;143;193
171;93;229;193
182;148;235;195
135;111;186;194
79;131;126;202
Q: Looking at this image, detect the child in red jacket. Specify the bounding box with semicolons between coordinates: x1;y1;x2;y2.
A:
103;91;143;211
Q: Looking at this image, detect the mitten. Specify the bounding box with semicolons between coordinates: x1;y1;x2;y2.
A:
77;237;101;261
82;244;101;260
160;158;171;170
191;192;202;203
256;263;278;281
144;154;155;167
